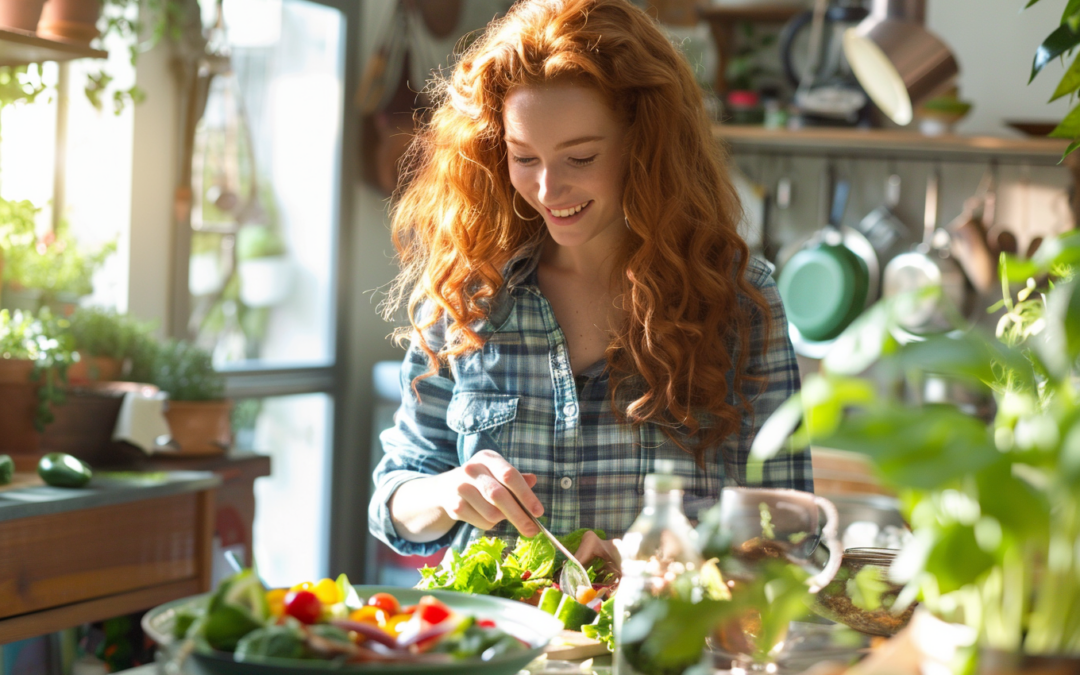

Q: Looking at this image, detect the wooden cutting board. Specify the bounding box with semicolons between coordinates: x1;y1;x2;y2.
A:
0;472;44;493
544;629;609;660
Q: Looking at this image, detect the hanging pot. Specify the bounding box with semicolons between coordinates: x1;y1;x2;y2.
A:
945;170;997;296
882;170;969;338
777;178;880;358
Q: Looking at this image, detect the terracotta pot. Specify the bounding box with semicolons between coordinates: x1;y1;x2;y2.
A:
37;0;102;44
67;354;123;383
0;359;41;458
0;0;47;32
164;400;233;456
978;649;1080;675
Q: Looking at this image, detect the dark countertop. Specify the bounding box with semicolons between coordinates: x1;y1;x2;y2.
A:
0;470;222;522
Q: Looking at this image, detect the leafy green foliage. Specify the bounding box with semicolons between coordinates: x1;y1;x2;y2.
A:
132;338;225;401
581;598;614;650
416;536;552;601
2;216;116;299
0;309;76;431
1028;1;1080;159
751;233;1080;655
68;307;156;360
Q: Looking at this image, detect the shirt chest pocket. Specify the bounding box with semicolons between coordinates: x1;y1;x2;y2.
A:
446;392;519;464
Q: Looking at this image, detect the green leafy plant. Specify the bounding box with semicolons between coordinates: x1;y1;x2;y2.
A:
2;216;116;302
0;309;77;431
1027;0;1080;158
67;307;156;361
750;234;1080;659
132;338;225;401
0;196;38;265
236;225;286;261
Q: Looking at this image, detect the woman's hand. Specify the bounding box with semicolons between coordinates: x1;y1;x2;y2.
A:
574;530;622;578
435;450;545;537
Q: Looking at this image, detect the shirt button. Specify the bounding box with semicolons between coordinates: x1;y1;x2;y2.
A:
563;403;577;417
560;476;573;489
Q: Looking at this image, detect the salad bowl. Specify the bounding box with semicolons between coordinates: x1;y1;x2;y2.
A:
143;585;563;675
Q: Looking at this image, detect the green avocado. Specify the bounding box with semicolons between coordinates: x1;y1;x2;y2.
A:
37;453;92;488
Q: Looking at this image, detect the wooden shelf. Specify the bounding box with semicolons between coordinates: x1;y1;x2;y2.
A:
699;4;804;23
0;26;107;67
698;4;804;94
714;125;1072;164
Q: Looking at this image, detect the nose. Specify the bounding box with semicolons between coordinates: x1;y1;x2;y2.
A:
537;166;568;206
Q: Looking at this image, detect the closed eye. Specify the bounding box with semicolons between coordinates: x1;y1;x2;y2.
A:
570;155;598;166
511;155;536;165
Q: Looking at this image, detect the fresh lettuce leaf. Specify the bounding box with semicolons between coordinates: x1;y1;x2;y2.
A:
416;536;551;600
581;598;615;651
556;528;607;555
511;531;557;578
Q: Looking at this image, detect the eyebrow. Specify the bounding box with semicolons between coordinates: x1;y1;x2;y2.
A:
505;135;605;150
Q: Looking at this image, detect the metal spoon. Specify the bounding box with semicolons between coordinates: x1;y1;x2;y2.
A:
499;482;591;600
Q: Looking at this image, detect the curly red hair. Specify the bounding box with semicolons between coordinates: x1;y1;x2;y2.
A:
384;0;771;468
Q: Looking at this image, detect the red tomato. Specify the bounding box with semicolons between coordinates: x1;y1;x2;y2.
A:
476;619;497;629
367;592;401;616
418;599;451;625
284;590;322;624
400;604;417;615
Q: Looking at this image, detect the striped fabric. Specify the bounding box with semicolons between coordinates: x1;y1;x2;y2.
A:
369;253;812;556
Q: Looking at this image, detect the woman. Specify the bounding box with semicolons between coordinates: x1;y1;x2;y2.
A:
369;0;812;567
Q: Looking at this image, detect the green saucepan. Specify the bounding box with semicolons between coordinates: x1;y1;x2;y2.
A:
778;240;870;343
142;586;563;675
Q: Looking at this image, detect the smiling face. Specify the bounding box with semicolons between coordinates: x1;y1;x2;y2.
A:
503;82;629;252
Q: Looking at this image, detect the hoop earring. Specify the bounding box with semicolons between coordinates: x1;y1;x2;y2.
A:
513;190;540;221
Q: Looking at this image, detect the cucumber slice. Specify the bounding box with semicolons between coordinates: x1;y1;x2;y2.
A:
554;595;598;631
538;587;564;615
37;453;92;488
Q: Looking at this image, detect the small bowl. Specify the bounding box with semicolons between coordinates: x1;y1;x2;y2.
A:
810;548;915;637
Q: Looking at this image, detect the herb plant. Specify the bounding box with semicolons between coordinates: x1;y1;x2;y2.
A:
1028;0;1080;158
750;234;1080;658
68;307;156;361
0;309;76;431
134;339;225;402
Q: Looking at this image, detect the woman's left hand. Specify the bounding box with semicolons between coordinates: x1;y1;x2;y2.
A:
574;530;621;578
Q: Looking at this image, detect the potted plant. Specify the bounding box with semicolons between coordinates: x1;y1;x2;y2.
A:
749;235;1080;672
135;338;230;455
0;196;42;311
0;0;47;32
0;309;76;461
66;306;155;382
236;224;292;308
2;217;116;316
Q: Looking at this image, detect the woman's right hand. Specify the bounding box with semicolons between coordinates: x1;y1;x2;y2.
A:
436;450;545;537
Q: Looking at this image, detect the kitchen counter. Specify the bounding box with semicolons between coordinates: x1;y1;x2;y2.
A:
0;470;220;644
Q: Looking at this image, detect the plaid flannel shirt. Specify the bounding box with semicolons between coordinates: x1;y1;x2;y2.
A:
369;252;812;556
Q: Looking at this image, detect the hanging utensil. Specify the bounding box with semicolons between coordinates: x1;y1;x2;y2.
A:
777;165;879;358
856;172;908;258
882;169;968;337
945;167;997;295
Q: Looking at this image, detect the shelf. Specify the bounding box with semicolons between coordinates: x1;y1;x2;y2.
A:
699;4;804;23
714;126;1072;164
0;27;107;67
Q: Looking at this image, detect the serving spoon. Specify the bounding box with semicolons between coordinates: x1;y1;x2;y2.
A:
499;482;592;600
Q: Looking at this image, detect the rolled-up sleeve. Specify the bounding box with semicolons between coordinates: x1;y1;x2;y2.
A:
723;258;814;492
369;315;465;556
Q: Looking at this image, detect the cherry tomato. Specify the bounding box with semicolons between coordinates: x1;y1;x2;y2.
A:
476;619;497;629
399;604;417;615
349;605;388;626
418;598;451;625
367;592;401;616
284;589;322;624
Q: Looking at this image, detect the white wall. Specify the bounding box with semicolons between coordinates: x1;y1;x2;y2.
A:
929;0;1074;135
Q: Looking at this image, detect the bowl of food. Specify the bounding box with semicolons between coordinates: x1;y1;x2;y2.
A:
143;570;562;675
809;548;915;637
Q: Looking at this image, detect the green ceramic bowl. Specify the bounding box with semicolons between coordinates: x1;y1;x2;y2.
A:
143;586;562;675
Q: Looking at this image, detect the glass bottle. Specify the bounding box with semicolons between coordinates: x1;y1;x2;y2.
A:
614;460;706;675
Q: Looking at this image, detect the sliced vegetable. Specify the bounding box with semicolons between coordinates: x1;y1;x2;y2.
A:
554;595;598;631
37;453;91;488
576;586;598;605
0;454;13;486
538;587;565;615
418;597;452;625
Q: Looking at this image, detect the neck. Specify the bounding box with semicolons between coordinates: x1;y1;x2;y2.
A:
539;220;626;282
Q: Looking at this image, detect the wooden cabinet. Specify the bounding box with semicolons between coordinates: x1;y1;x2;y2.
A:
0;472;219;644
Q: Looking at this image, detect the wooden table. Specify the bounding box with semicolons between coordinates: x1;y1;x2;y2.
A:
0;471;220;645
